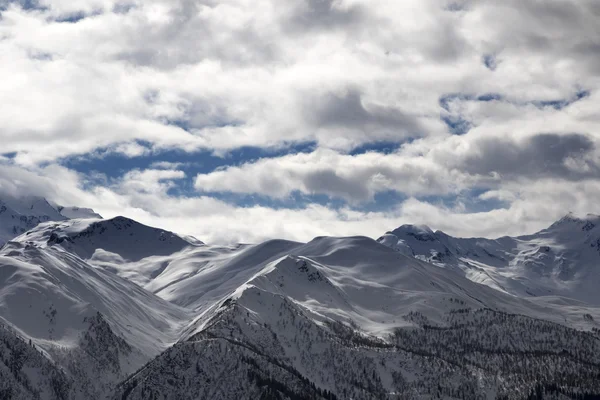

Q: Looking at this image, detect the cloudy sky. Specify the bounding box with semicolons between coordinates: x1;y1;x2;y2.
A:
0;0;599;243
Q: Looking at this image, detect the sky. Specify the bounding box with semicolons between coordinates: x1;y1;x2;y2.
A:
0;0;599;243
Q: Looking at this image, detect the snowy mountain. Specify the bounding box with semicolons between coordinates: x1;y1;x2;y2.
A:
378;213;600;305
113;236;600;399
1;210;600;398
0;215;205;398
0;194;102;246
16;215;202;261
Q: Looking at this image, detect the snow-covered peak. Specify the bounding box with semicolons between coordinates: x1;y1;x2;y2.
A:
55;205;103;219
0;194;103;246
389;224;435;240
1;194;66;220
12;216;202;261
379;213;600;305
376;233;414;256
545;212;600;233
0;195;66;246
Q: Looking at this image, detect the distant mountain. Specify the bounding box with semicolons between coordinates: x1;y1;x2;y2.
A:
14;215;202;261
378;213;600;304
0;194;102;246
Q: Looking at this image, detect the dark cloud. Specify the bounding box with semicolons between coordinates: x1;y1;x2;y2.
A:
52;9;102;23
459;133;598;180
517;0;584;27
0;0;46;11
285;0;367;32
482;54;498;71
303;168;371;200
425;20;471;63
308;88;424;140
114;2;279;69
112;2;135;14
445;2;469;12
479;0;600;73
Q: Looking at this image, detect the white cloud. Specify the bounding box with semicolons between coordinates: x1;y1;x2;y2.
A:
2;0;597;163
149;161;184;170
194;148;470;201
3;162;600;244
1;0;600;241
194;130;600;202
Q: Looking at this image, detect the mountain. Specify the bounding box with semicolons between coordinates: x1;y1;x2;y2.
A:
1;210;600;398
378;213;600;305
0;194;102;246
15;215;202;261
0;321;73;400
0;217;200;397
113;236;600;399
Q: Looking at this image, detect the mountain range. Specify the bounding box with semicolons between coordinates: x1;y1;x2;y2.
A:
1;195;599;399
377;213;600;305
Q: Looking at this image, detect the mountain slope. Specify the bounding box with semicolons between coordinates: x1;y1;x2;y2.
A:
0;239;194;396
0;240;192;353
378;213;600;305
0;322;73;400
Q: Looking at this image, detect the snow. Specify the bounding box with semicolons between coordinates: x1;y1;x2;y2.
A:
0;241;192;356
1;206;600;398
12;215;201;261
0;194;102;246
378;213;600;306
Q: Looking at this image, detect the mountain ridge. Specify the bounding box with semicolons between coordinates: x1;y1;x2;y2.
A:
378;212;600;305
1;200;600;398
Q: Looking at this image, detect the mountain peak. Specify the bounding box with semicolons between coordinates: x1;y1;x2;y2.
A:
0;193;104;246
548;212;600;231
12;216;202;261
389;224;436;241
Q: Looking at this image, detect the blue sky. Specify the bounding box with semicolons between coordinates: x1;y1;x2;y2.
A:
0;0;599;243
60;140;413;210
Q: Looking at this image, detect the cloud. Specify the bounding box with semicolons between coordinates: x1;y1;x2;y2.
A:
302;88;427;147
457;133;599;180
194;131;600;202
149;161;184;170
1;0;600;242
6;162;600;244
6;0;588;163
194;148;467;201
284;0;367;32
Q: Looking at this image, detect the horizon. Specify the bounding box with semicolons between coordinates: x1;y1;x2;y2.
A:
3;191;599;245
1;0;599;243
